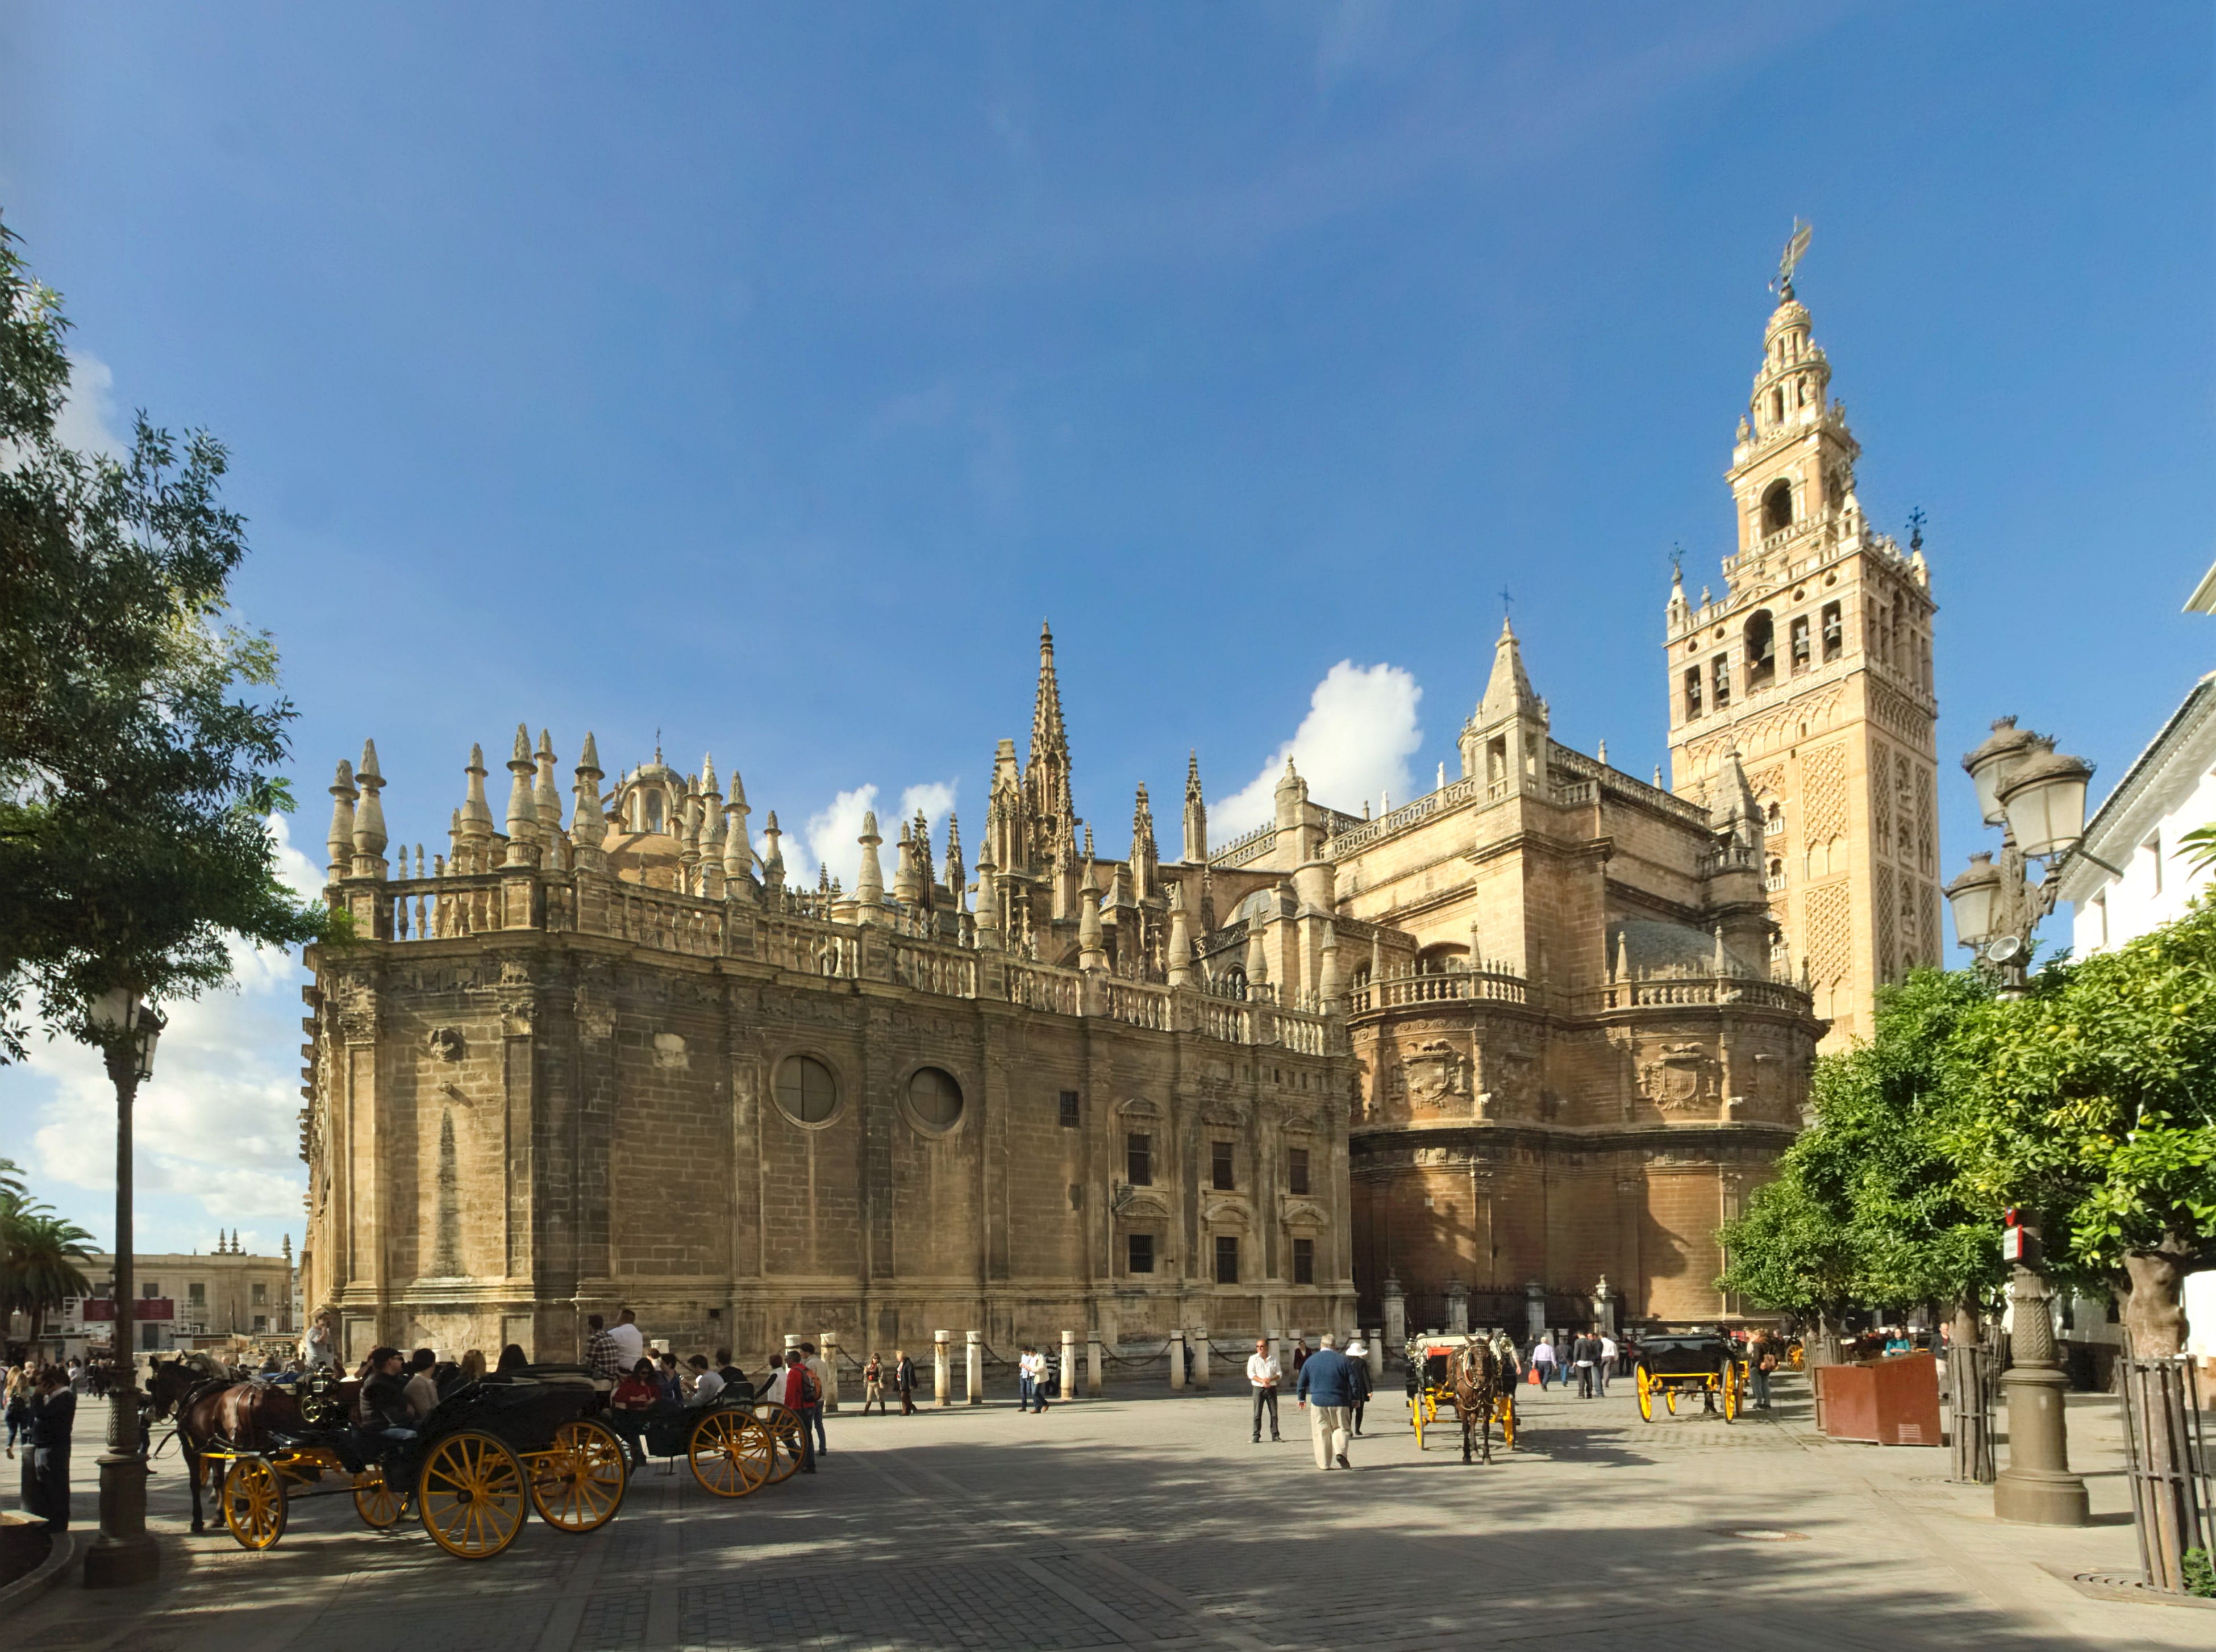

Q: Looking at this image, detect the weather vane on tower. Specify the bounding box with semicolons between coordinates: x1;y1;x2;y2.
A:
1773;218;1813;298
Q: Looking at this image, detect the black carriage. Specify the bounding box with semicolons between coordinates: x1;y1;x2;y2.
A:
206;1363;628;1559
625;1382;807;1497
1631;1332;1747;1424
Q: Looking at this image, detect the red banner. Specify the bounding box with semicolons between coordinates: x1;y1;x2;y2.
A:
81;1298;173;1322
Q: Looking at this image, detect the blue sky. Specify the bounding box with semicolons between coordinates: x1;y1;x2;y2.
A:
2;2;2210;1255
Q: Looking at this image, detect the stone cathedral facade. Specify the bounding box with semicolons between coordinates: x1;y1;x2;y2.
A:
299;271;1926;1358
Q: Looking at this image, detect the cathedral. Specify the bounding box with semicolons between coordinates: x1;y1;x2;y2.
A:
298;265;1933;1361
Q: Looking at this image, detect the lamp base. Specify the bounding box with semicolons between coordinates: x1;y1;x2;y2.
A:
82;1451;161;1588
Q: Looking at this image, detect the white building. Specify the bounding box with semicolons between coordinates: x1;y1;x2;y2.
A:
2059;560;2216;1368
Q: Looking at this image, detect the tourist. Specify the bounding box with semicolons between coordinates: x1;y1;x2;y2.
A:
1596;1331;1618;1397
5;1359;28;1459
20;1365;74;1532
801;1343;832;1451
1750;1330;1777;1412
1294;1333;1359;1471
1018;1345;1049;1412
861;1353;886;1415
608;1307;646;1369
457;1348;487;1386
657;1351;685;1402
1573;1329;1601;1399
356;1348;416;1445
403;1348;440;1419
686;1354;724;1406
1290;1335;1310;1375
1346;1340;1372;1436
610;1358;660;1468
496;1343;530;1374
582;1314;622;1380
1246;1337;1282;1443
303;1310;339;1371
895;1348;918;1415
781;1350;820;1474
1531;1334;1557;1390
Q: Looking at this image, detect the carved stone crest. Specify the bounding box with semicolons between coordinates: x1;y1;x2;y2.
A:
425;1027;465;1063
1403;1039;1469;1109
653;1032;690;1070
1638;1041;1718;1112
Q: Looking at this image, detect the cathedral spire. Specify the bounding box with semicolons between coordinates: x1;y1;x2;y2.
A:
1477;617;1541;725
1181;750;1207;864
1023;620;1077;854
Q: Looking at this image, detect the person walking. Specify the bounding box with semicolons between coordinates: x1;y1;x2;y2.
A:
1018;1346;1049;1412
895;1349;918;1415
1573;1329;1599;1399
1531;1335;1557;1390
1294;1333;1359;1471
1246;1338;1281;1443
4;1361;28;1459
801;1343;832;1453
1596;1332;1618;1397
1346;1341;1373;1436
19;1365;75;1532
1749;1329;1776;1412
780;1350;820;1474
861;1353;886;1415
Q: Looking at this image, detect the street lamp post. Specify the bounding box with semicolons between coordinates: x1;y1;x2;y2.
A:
81;988;164;1589
1943;717;2113;1528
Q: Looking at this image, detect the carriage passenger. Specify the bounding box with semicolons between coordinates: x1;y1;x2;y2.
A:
357;1348;418;1447
609;1357;660;1469
685;1355;725;1407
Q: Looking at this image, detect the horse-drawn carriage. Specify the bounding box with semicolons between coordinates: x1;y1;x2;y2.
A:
1405;1334;1517;1462
199;1363;628;1558
631;1388;807;1497
1631;1332;1748;1424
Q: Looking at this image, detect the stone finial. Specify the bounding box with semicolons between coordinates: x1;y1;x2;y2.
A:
534;729;564;832
1318;920;1341;1010
723;773;756;902
1182;749;1207;864
1077;858;1105;970
572;733;606;854
1369;929;1384;995
761;810;785;891
352;740;388;876
1245;904;1270;988
892;819;920;905
854;809;885;920
504;724;539;867
972;850;1001;950
1165;880;1192;986
326;758;357;882
943;813;966;910
460;741;495;861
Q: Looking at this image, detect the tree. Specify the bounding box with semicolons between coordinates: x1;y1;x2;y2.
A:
0;1208;94;1349
1954;893;2216;1357
0;211;339;1057
1719;969;2007;1342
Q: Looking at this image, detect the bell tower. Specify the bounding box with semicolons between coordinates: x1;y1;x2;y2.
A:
1664;231;1940;1049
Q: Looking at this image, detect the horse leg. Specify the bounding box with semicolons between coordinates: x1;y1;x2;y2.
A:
185;1437;206;1533
1460;1407;1473;1464
1481;1403;1493;1465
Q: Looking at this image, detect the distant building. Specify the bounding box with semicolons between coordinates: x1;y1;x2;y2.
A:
2058;559;2216;1371
11;1234;297;1361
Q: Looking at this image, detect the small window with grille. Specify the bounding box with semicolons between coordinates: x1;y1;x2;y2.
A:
1210;1141;1234;1191
1214;1235;1239;1286
1293;1237;1315;1286
1058;1090;1080;1128
1289;1148;1310;1196
1128;1233;1155;1274
1126;1133;1152;1187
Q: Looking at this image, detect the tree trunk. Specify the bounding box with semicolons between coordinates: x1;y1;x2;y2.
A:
1950;1293;1982;1351
2118;1246;2190;1358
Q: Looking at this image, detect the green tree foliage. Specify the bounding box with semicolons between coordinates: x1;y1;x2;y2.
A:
1953;893;2216;1356
0;212;339;1059
0;1158;95;1347
1719;969;2006;1333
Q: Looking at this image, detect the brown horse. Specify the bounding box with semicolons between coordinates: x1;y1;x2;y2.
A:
1447;1340;1507;1465
147;1355;304;1534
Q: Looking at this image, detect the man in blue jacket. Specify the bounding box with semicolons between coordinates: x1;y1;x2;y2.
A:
1293;1333;1359;1470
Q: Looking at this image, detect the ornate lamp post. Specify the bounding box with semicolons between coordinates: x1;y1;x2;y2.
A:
81;988;165;1588
1942;717;2111;1527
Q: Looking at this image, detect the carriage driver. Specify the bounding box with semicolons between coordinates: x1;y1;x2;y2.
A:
356;1348;419;1447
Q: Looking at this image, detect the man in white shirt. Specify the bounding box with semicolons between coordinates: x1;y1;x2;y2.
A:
1247;1338;1282;1442
1597;1333;1619;1397
607;1308;645;1369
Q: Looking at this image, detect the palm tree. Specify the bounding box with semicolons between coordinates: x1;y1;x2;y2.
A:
0;1208;95;1350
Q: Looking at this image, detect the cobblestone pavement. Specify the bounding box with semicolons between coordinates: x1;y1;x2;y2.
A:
9;1373;2206;1650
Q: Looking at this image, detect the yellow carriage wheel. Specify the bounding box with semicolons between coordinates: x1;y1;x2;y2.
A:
1494;1391;1517;1449
1664;1383;1679;1416
416;1429;528;1559
222;1457;288;1551
756;1404;805;1485
530;1419;628;1533
1635;1366;1655;1422
1721;1365;1741;1422
689;1409;773;1499
353;1467;406;1528
1410;1393;1426;1450
1788;1343;1805;1371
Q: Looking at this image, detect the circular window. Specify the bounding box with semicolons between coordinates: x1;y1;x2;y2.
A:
907;1066;964;1131
776;1054;838;1125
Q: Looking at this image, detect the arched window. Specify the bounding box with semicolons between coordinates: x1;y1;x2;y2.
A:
1744;611;1776;691
644;790;664;834
1764;802;1784;835
1762;480;1792;534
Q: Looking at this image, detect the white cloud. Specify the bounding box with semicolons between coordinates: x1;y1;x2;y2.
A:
1;813;322;1255
753;778;961;893
1210;661;1424;841
55;351;127;456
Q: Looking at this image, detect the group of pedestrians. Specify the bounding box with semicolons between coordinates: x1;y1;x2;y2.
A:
6;1359;75;1532
1246;1333;1372;1469
1527;1328;1621;1396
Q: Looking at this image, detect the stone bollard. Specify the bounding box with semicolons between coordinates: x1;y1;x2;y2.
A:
1169;1329;1186;1391
1384;1275;1407;1354
1193;1325;1211;1389
1061;1329;1079;1402
965;1330;984;1405
1086;1332;1103;1396
934;1330;951;1407
819;1330;842;1412
1366;1330;1384;1384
